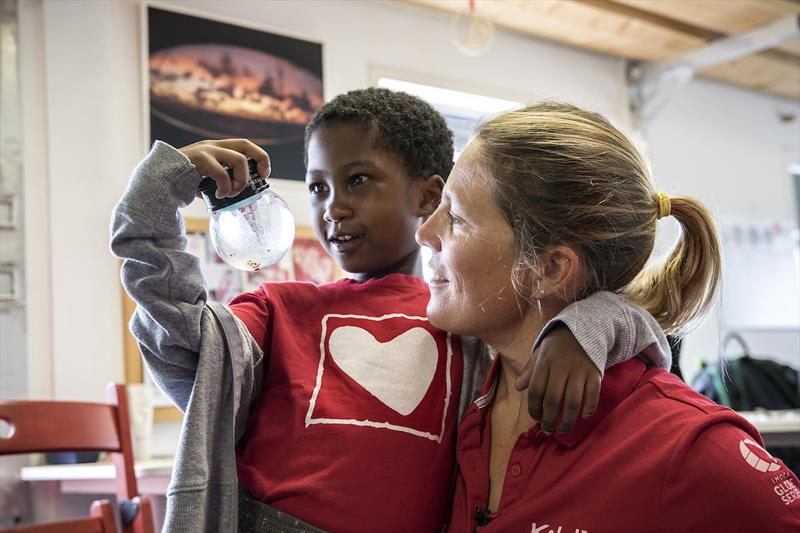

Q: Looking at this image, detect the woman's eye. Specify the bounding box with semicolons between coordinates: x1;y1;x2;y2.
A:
448;211;462;225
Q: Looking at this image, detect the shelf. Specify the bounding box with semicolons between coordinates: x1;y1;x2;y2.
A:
739;409;800;447
739;409;800;433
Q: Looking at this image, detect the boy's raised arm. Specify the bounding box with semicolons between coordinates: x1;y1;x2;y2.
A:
110;141;212;409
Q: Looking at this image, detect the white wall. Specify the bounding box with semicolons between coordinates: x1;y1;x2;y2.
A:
645;79;800;379
18;0;52;401
0;0;27;402
18;0;627;401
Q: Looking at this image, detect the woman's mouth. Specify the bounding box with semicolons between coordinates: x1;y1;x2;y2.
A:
428;274;449;287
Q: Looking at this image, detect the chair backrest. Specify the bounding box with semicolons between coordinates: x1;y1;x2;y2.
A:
0;383;155;533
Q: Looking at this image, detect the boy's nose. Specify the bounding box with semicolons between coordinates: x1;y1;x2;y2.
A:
323;196;353;223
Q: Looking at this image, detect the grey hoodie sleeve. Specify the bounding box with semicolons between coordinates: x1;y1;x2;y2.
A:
111;142;268;531
109;141;228;410
534;291;672;376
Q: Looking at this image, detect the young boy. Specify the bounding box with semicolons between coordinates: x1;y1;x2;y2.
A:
111;88;669;532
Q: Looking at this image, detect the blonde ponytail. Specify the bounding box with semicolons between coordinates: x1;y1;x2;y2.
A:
622;196;722;334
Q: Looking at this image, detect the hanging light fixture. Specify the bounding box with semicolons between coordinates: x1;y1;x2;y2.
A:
450;0;495;57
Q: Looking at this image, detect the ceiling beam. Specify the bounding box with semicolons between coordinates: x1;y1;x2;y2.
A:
632;14;800;87
575;0;722;41
629;13;800;130
577;0;800;65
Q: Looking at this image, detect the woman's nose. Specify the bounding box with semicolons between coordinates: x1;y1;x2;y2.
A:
416;211;442;251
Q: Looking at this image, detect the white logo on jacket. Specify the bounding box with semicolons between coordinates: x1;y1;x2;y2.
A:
740;438;781;472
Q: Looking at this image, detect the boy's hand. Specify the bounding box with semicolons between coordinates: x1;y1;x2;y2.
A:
514;324;601;434
179;139;271;199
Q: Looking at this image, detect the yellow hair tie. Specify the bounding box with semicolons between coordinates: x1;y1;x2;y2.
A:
655;192;671;220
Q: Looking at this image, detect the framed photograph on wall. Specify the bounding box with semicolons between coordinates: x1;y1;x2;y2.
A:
121;218;343;421
143;3;324;181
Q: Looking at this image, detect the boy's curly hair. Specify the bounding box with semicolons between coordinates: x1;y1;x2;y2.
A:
304;87;454;180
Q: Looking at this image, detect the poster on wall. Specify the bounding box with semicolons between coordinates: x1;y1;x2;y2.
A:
145;5;324;181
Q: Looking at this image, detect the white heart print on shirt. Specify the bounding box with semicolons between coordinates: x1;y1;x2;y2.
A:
329;326;438;416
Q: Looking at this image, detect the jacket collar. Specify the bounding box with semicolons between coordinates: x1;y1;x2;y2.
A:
472;357;648;448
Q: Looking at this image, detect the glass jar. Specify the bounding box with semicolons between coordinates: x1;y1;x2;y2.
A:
198;159;295;272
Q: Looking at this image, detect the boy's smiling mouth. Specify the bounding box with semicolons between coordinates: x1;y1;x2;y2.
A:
329;231;365;253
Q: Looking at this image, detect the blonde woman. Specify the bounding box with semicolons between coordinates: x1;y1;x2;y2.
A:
416;102;800;532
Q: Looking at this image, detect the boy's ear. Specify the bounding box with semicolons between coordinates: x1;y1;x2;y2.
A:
417;174;445;217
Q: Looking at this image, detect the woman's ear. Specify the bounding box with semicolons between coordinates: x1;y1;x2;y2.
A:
418;174;445;217
538;246;582;300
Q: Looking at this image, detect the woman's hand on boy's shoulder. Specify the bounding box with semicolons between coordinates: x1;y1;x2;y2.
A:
515;324;601;434
179;139;271;199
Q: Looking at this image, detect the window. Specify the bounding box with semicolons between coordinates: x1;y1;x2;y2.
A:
376;78;521;281
377;78;520;159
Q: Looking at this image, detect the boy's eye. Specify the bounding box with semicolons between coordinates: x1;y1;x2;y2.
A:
308;183;328;195
350;174;369;187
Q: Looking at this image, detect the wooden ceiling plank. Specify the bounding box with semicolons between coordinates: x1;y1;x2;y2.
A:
776;36;800;56
567;1;800;70
587;0;800;58
409;0;709;61
761;47;800;64
610;0;800;58
700;53;800;100
574;0;724;41
611;0;800;34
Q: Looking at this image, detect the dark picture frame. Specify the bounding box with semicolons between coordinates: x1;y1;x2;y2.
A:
144;4;323;181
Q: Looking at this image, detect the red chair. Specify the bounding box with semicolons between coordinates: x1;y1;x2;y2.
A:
0;383;155;533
